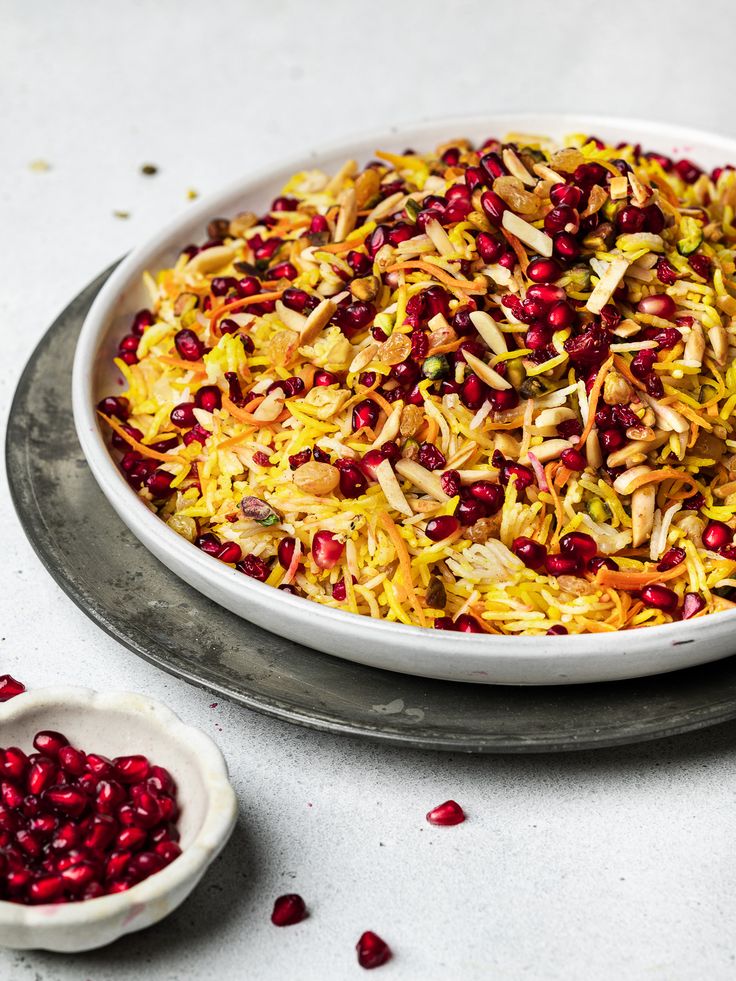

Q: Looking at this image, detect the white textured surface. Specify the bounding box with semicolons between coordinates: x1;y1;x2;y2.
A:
3;0;736;977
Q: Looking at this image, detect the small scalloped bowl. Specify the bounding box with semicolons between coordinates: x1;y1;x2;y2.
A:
0;688;237;952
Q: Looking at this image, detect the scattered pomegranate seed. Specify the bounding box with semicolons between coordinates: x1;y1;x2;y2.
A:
640;584;679;612
356;931;392;970
0;676;26;702
271;893;308;926
426;799;466;826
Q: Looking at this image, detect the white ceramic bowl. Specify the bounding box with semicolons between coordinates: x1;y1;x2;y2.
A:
0;688;237;951
72;114;736;685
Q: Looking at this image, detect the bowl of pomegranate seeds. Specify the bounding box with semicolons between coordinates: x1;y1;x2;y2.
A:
0;686;237;951
73;115;736;684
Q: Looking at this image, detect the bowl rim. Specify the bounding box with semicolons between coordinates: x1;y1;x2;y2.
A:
0;687;237;927
72;112;736;657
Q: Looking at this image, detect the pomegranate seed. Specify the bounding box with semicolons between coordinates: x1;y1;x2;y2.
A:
599;429;626;454
547;625;569;635
131;792;161;829
96;779;126;815
271;893;308;926
57;746;86;777
174;328;204;361
682;592;706;619
114;826;147;852
703;520;733;550
1;782;23;810
128;851;165;882
43;786;88;818
657;547;686;572
544;205;578;235
637;294;675;320
155;840;182;865
550;184;582;208
352;399;379;432
476;232;504;264
499;461;533;492
60;862;99;893
16;828;42;858
525;323;551;350
675;159;702;184
553;232;580;262
616;205;646;233
460;373;486;410
28;874;64;904
337;459;368;498
545;554;582;576
312;531;344;570
314;370;338;387
106;851;132;880
561;448;586;471
27;759;57;795
560;532;597;563
526;284;566;307
426;799;466;826
527;257;561;283
0;676;25;702
455;614;485;633
84;814;117;850
132;309;154;335
480;190;507;224
512;537;547;569
1;750;28;787
425;516;460;542
357;931;392;970
640;584;679;612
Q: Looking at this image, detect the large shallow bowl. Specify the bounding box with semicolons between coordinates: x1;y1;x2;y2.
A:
72;114;736;686
0;687;237;951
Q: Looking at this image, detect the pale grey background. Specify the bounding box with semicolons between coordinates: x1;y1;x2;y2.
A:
3;1;736;978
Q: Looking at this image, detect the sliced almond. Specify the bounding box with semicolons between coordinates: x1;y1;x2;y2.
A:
325;159;357;197
300;298;337;344
469;310;508;355
502;148;536;186
631;484;656;547
334;187;357;242
349;343;379;374
613;465;652;496
684;323;705;364
462;350;512;390
501;211;553;257
606;433;668;468
424;218;456;257
520;438;571;464
708;324;728;364
185;246;235;276
532;162;565;184
585;257;630;314
639;393;688;433
395;459;449;502
375;459;412;516
252;389;285;422
275;300;308;333
366;191;405;223
370;403;402;448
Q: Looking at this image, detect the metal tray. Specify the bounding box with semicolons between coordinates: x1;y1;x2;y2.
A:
8;266;736;752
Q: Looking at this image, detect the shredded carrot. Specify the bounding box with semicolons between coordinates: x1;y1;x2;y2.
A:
222;394;264;421
218;430;255;451
209;290;285;327
501;229;529;273
425;417;439;444
159;355;207;376
624;468;700;497
613;355;646;392
361;388;394;417
383;261;485;296
579;356;614;447
378;511;426;626
427;337;465;356
98;413;186;464
595;561;687;590
315;240;359;254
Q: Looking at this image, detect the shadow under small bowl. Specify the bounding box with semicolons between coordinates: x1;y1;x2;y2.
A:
0;687;238;952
